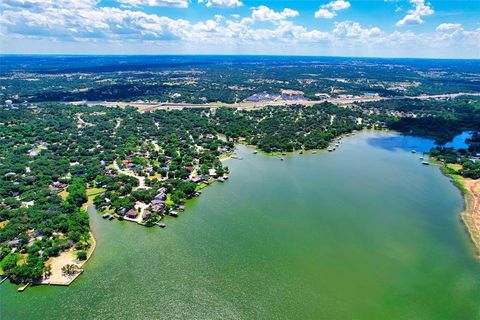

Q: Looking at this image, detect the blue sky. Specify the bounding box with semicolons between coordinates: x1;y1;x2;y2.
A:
0;0;479;58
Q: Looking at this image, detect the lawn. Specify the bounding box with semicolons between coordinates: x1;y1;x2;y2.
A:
82;188;107;209
447;163;463;171
165;194;174;206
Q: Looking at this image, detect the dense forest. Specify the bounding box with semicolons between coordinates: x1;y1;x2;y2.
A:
213;103;364;152
359;97;480;144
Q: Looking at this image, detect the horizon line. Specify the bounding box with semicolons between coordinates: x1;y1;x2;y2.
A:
1;53;479;61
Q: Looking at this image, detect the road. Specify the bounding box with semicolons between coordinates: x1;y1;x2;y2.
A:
67;92;480;112
112;160;146;189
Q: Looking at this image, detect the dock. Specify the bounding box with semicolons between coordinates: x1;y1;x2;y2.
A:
17;282;30;292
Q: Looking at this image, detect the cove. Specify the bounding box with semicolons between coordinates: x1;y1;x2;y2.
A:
1;131;479;319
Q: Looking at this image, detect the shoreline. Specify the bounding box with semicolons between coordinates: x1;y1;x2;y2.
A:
10;130;479;293
459;179;480;258
435;161;480;258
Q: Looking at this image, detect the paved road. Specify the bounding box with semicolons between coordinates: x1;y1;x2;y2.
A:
67;92;480;111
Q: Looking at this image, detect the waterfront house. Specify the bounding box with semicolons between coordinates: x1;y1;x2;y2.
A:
126;209;137;218
142;210;152;220
151;200;165;212
189;177;202;183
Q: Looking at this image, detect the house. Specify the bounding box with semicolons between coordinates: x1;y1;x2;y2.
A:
150;200;165;212
50;181;67;190
154;187;167;201
142;210;152;220
8;239;20;247
190;177;202;183
126;209;137;218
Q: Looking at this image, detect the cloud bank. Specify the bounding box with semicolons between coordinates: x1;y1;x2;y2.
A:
0;0;478;58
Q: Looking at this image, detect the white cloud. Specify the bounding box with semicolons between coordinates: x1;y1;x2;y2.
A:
251;6;299;22
314;9;335;19
396;0;434;27
0;2;190;41
202;0;242;8
333;21;382;39
434;23;479;47
436;23;462;33
1;0;100;10
116;0;190;8
325;0;350;11
315;0;350;19
0;0;478;58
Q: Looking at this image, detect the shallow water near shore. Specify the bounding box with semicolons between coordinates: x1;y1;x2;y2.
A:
2;131;479;319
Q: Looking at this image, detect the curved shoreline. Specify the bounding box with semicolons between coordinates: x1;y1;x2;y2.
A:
436;161;480;258
459;179;480;258
84;230;97;266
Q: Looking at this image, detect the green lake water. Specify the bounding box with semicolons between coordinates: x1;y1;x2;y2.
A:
1;131;479;319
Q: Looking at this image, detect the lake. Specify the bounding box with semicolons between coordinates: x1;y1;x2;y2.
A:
1;131;479;319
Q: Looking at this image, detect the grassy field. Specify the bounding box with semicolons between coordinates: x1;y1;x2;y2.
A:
446;163;463;171
82;188;107;209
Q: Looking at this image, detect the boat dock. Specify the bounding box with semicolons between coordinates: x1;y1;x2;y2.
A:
17;282;30;292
